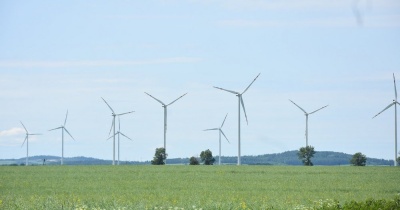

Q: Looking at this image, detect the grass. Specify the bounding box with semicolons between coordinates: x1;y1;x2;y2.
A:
0;165;399;209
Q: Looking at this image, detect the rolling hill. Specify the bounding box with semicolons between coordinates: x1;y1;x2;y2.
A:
0;151;393;166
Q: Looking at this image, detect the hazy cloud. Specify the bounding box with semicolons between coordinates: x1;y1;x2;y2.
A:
218;14;400;28
0;128;25;137
0;57;203;68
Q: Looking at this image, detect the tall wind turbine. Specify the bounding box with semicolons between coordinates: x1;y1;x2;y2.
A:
214;73;260;165
49;110;75;165
203;113;230;165
373;73;399;166
289;100;328;147
107;116;132;165
102;97;134;165
20;121;41;166
144;92;187;164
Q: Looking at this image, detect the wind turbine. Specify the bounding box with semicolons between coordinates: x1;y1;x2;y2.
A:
107;116;132;165
203;113;230;165
213;73;260;165
20;121;41;166
49;110;75;165
289;100;328;147
373;73;399;166
101;97;134;165
144;92;187;164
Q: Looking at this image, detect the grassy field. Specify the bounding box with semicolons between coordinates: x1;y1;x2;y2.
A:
0;166;399;209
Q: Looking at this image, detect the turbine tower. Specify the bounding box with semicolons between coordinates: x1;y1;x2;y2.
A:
373;73;399;166
107;116;132;165
144;92;187;164
20;121;41;166
49;110;75;165
213;73;260;165
203;113;230;165
289;100;328;147
101;97;134;165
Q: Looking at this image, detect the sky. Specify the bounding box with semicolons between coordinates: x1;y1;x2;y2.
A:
0;0;399;163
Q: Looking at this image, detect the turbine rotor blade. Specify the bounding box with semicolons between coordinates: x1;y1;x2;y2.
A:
49;127;62;131
203;128;219;131
119;132;132;141
309;105;329;115
20;121;28;133
394;73;397;100
21;136;27;147
213;86;239;95
242;73;261;94
240;96;249;125
167;93;187;106
64;128;75;140
108;118;115;136
101;97;115;113
373;102;395;118
64;110;69;126
221;113;228;128
289;99;307;114
117;111;134;116
106;133;116;141
29;133;42;135
220;129;230;143
144;92;166;106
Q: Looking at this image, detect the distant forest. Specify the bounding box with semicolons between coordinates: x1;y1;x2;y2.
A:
0;150;393;166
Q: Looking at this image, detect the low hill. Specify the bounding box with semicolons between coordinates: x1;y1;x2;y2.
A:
1;151;393;166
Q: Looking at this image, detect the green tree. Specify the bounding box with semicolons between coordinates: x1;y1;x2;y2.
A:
200;149;215;165
189;156;199;165
350;152;367;166
297;146;316;166
151;147;167;165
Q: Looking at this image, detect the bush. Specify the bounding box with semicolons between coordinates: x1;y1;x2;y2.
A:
350;152;367;166
189;156;199;165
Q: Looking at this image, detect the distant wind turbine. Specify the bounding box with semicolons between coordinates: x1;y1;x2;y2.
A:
49;110;75;165
203;113;230;165
107;116;132;165
289;100;328;147
214;73;260;165
20;121;41;166
145;92;187;164
101;97;134;165
373;73;399;166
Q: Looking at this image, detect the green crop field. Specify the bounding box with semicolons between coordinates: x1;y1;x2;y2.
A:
0;166;399;209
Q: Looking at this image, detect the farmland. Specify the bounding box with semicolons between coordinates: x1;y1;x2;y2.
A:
0;166;399;209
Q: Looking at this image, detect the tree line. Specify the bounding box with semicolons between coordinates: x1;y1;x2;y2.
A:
150;146;395;166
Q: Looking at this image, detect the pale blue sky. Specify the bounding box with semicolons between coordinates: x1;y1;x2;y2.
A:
0;0;399;162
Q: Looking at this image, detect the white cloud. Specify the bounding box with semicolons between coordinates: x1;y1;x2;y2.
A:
0;127;25;137
218;14;400;28
0;57;203;68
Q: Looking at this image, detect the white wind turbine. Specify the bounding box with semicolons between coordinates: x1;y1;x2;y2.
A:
101;97;134;165
107;116;132;165
145;92;187;164
214;73;260;165
373;73;399;166
49;110;75;165
203;113;230;165
20;121;41;166
289;100;328;147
